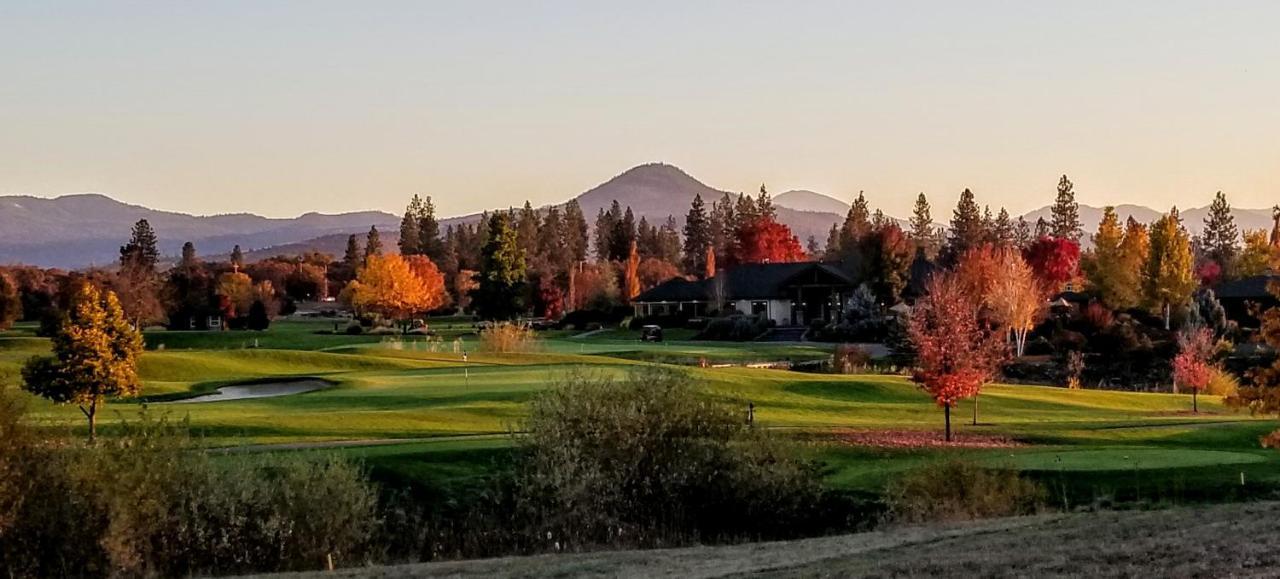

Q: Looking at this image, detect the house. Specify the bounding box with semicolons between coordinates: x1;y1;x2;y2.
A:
1214;274;1280;328
632;262;857;326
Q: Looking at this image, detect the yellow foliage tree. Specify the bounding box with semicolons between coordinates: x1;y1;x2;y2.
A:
987;248;1043;357
1143;208;1196;329
347;254;447;324
1236;229;1277;278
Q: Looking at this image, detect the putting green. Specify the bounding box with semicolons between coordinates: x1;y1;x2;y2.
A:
983;448;1266;472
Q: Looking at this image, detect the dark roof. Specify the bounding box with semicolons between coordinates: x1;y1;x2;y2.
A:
634;262;856;303
1216;275;1280;300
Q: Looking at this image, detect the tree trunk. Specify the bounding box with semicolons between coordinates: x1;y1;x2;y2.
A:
944;404;952;442
1193;389;1198;414
972;394;979;426
80;397;99;442
1164;303;1171;330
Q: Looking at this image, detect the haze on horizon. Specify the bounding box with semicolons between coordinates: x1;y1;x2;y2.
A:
2;1;1277;220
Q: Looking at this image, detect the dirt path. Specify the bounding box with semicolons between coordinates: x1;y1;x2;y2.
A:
169;378;332;404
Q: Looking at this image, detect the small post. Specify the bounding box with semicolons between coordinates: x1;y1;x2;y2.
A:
326;553;334;571
1241;471;1246;486
746;402;755;427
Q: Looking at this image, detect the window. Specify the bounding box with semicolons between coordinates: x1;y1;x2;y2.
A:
751;301;768;316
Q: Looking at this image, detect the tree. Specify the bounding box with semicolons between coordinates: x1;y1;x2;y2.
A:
0;271;21;330
417;195;444;260
908;193;933;248
756;184;776;219
945;188;985;262
1236;229;1276;278
343;234;362;271
364;226;383;263
623;240;640;303
705;246;716;280
215;271;255;320
683;194;713;275
1227;282;1280;447
859;223;914;305
990;208;1015;247
1144;208;1196;329
986;248;1044;356
516;201;540;257
1083;207;1129;308
1202;191;1239;276
472;212;527;320
1115;218;1151;308
119;219;160;272
22;283;143;440
246;299;271;331
346;254;445;325
637;257;680;291
399;195;424;255
230;245;245;271
729;215;807;265
562;199;590;263
609;206;637;262
1050;175;1082;242
1023;236;1080;292
839;191;872;259
908;273;1005;441
657;216;681;264
1173;327;1214;413
1014;217;1032;249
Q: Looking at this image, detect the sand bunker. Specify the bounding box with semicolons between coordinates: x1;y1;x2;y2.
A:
171;378;331;404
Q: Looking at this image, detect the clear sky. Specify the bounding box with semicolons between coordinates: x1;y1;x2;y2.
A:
2;1;1277;219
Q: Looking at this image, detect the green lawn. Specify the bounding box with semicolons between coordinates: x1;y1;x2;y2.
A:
4;317;1279;506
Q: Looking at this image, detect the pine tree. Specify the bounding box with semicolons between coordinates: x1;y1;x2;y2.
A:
841;191;872;248
756;184;776;219
945;188;985;261
1144;208;1196;328
365;226;383;264
119;219;160;272
417;195;444;260
733;193;758;227
343;235;362;271
609;206;637;262
230;245;244;272
683;194;712;275
399;195;424;255
823;224;841;260
562;199;590;263
909;193;933;246
710;193;736;259
1202;190;1239;275
538;205;567;270
1050;175;1082;241
1035;217;1051;238
472;212;527;320
515;201;540;258
1014;217;1032;249
992;208;1015;247
594;206;617;262
658;216;682;264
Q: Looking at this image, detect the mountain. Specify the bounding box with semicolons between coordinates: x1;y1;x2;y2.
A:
0;194;399;268
1020;204;1275;237
774;190;850;215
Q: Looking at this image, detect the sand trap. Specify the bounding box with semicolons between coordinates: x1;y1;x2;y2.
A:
171;378;331;404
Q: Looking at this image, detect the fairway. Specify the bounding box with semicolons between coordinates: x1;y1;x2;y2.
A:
4;318;1279;502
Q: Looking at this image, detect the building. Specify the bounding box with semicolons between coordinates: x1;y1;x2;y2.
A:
632;262;857;326
1214;274;1280;328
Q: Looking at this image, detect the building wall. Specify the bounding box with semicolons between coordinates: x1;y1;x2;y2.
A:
730;298;795;326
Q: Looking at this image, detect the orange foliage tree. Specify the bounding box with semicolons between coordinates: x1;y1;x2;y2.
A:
908;273;1007;441
345;254;447;325
985;247;1044;357
623;239;641;303
638;257;681;291
729;216;806;265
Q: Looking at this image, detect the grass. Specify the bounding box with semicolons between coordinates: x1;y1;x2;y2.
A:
5;316;1280;505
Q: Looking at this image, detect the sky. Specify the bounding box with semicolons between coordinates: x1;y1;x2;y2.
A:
1;1;1277;219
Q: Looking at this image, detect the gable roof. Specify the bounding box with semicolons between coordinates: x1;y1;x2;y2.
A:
634;261;856;302
1216;274;1280;300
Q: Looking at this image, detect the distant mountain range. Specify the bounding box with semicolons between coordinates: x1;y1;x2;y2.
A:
2;164;1274;268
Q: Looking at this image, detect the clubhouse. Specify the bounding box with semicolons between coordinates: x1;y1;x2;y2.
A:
632;262;857;326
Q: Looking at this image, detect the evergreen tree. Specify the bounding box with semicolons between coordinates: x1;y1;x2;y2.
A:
365;226;383;264
119;219;160;272
562;199;590;263
416;195;444;260
908;193;933;246
1050;175;1082;241
733;193;758;228
991;208;1015;247
657;216;682;264
246;299;271;331
1034;217;1051;238
230;245;244;272
823;224;841;260
682;194;712;275
635;216;657;258
841;191;872;249
1144;208;1196;329
710;193;736;259
1014;217;1032;248
181;241;199;269
806;235;822;259
472;212;527;320
945;188;985;261
538;205;566;269
343;235;362;271
1202;190;1239;274
399;195;424;255
608;206;637;262
594;206;617;262
756;184;776;219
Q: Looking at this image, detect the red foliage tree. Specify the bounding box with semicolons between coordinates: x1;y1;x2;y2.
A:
1023;236;1080;291
637;258;681;291
729;216;806;265
1196;260;1223;287
1174;327;1214;413
537;274;565;320
908;273;1008;441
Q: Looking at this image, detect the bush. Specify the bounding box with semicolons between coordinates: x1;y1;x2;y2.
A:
1204;367;1240;397
0;404;379;577
833;344;873;373
509;367;831;549
696;315;775;341
478;322;539;353
884;459;1045;524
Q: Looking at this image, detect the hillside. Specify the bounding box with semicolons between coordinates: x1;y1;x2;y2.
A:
774;189;851;214
0;194;398;268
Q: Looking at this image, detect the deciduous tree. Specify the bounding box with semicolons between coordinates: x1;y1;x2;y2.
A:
1144;208;1196;329
22;283;143;440
1236;229;1276;278
729;216;806;265
1023;236;1080;292
1174;327;1214;413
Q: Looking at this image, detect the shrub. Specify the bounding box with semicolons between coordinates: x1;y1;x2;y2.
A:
833;344;873;373
0;405;379;577
884;459;1046;524
1204;367;1240;397
510;367;830;549
696;315;775;341
478;322;539;353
